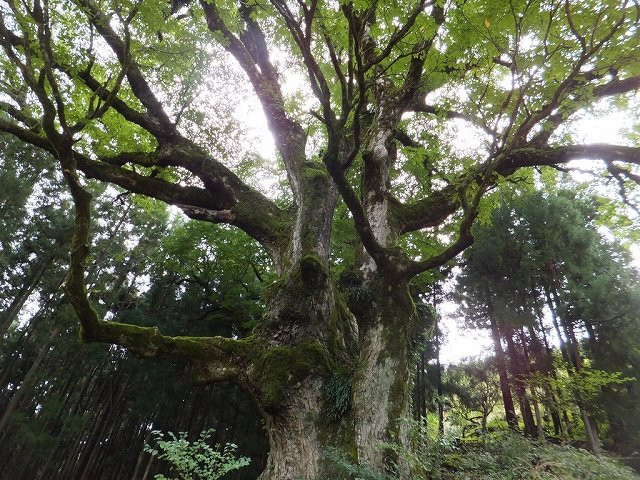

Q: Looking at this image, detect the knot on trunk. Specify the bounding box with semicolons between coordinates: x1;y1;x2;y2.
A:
299;255;329;288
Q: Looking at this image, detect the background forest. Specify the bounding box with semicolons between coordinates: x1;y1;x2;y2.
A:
1;131;639;478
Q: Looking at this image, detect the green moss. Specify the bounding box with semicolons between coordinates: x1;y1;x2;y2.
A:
93;320;264;363
300;161;330;182
264;278;285;304
299;162;332;209
253;340;329;411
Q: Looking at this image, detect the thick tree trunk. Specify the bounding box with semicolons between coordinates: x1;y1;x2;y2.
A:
250;263;416;479
352;279;415;476
258;378;325;480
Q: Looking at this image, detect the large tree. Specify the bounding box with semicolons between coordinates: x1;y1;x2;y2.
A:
1;0;639;477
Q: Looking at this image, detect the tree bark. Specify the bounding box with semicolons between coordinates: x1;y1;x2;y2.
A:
546;284;601;455
435;315;444;435
0;326;59;434
487;304;518;428
0;254;55;339
504;330;537;437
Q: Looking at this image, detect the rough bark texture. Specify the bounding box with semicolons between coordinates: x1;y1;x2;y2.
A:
258;378;324;480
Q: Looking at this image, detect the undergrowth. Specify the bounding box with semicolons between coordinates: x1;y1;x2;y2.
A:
327;420;639;480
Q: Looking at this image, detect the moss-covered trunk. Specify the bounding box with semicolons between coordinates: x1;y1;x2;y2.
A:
254;274;416;479
351;278;415;475
251;258;357;480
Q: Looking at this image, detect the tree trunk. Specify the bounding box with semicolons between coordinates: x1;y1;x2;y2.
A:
413;349;427;420
546;284;601;455
0;326;59;434
352;292;412;471
531;393;545;440
0;254;55;339
258;377;325;479
250;267;416;479
487;305;518;428
519;328;545;440
527;320;563;437
435;315;444;435
504;330;537;437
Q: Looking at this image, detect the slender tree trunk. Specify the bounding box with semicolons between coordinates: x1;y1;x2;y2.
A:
487;304;518;428
545;284;601;455
131;430;153;480
0;254;55;339
527;318;563;437
531;392;545;440
519;328;545;440
141;455;154;480
435;315;444;435
413;350;427;420
0;326;59;433
504;330;537;437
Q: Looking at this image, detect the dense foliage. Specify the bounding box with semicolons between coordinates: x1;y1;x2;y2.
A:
0;135;268;479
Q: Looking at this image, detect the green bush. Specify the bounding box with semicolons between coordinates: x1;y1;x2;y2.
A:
144;429;250;480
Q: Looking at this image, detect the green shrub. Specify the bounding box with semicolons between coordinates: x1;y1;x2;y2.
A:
144;429;250;480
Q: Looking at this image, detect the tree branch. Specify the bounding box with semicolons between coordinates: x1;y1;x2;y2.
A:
59;137;260;384
391;187;460;234
405;184;483;276
0;118;291;255
76;0;175;135
497;144;640;174
408;100;497;137
200;0;307;196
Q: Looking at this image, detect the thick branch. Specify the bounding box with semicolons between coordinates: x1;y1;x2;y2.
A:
0;117;291;254
59;139;259;384
497;144;640;174
79;153;292;252
86;321;258;383
200;0;307;192
405;185;482;276
406;210;477;276
593;75;640;97
391;187;459;234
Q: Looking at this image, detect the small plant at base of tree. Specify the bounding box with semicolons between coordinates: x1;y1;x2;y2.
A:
143;429;250;480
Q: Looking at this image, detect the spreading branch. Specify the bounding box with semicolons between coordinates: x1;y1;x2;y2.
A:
59;138;259;384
